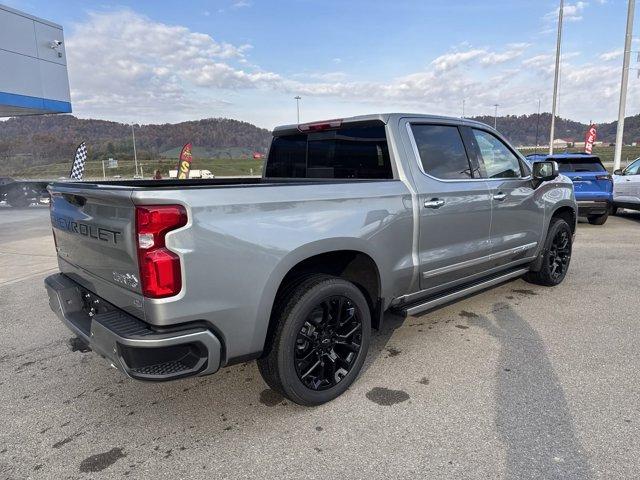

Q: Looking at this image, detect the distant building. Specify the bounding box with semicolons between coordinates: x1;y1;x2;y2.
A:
552;138;570;149
0;5;71;116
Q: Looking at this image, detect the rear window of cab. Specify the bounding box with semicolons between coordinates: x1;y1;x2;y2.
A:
266;123;392;179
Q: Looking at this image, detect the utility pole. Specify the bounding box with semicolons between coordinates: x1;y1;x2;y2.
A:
131;123;139;176
493;104;499;129
614;0;636;172
549;0;564;155
294;96;301;124
462;99;466;118
535;98;541;153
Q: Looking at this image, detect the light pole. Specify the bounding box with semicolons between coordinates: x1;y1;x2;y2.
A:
462;99;466;118
549;0;564;155
613;0;636;172
493;104;499;129
535;98;541;152
131;123;139;176
294;96;301;124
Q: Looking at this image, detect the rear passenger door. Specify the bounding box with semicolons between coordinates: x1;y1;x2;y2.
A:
467;127;542;265
402;121;493;292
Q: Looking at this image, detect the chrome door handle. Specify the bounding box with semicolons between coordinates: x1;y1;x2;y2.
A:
424;199;445;209
493;192;507;201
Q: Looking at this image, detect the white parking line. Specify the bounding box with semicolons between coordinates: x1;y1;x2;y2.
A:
0;267;59;287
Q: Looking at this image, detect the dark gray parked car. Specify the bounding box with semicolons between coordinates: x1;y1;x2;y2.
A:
45;114;576;405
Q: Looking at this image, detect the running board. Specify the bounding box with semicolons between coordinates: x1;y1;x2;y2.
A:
397;268;530;317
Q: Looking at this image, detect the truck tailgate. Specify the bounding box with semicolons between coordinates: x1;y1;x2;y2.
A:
49;184;144;316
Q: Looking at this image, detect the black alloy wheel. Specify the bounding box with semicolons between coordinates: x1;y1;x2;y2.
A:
525;217;572;286
257;275;371;406
294;296;363;391
547;227;571;281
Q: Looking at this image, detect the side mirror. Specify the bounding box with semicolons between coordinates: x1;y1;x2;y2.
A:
532;160;559;186
613;169;623;175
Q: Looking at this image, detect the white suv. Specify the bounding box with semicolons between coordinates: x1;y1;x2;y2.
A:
613;158;640;213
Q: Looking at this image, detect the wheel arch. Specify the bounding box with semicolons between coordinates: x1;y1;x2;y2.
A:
258;240;384;356
530;203;576;272
550;204;577;235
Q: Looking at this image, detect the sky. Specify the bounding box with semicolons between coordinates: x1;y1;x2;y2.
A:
6;0;640;128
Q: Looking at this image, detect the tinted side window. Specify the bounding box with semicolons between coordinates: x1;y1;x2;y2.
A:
265;125;392;179
307;126;391;179
472;129;522;179
410;125;472;179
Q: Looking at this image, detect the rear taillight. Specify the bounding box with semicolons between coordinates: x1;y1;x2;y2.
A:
135;205;187;298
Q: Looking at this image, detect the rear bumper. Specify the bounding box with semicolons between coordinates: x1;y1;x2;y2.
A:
577;200;610;217
45;273;222;381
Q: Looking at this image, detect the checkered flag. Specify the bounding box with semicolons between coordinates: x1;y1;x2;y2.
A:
69;142;87;180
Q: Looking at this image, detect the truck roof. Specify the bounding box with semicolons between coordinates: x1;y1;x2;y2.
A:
273;113;493;135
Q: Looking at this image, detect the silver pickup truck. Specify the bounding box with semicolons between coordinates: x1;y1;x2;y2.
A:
45;113;576;405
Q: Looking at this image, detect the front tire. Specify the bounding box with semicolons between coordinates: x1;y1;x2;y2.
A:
257;275;371;406
525;217;572;286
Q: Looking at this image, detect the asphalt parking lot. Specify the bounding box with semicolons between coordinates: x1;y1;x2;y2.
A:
1;206;639;479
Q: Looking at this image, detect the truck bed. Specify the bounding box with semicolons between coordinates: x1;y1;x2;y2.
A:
51;177;392;190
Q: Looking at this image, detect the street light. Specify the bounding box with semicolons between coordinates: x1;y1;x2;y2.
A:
294;96;301;124
535;98;542;152
613;0;636;171
549;0;564;155
493;104;499;129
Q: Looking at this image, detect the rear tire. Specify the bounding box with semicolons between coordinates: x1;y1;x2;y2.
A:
257;275;371;406
525;217;572;286
587;212;609;225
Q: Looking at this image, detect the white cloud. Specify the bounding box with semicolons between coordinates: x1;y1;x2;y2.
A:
480;43;530;66
431;49;486;72
66;10;276;121
64;10;632;126
231;0;251;8
599;49;623;61
544;1;589;23
521;52;581;74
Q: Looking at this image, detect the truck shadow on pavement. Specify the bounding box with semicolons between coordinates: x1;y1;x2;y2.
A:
467;302;592;479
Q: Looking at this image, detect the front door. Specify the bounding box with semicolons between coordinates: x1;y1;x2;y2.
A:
467;127;543;266
401;120;493;292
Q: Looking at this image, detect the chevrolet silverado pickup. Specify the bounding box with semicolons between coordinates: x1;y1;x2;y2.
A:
45;114;577;406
